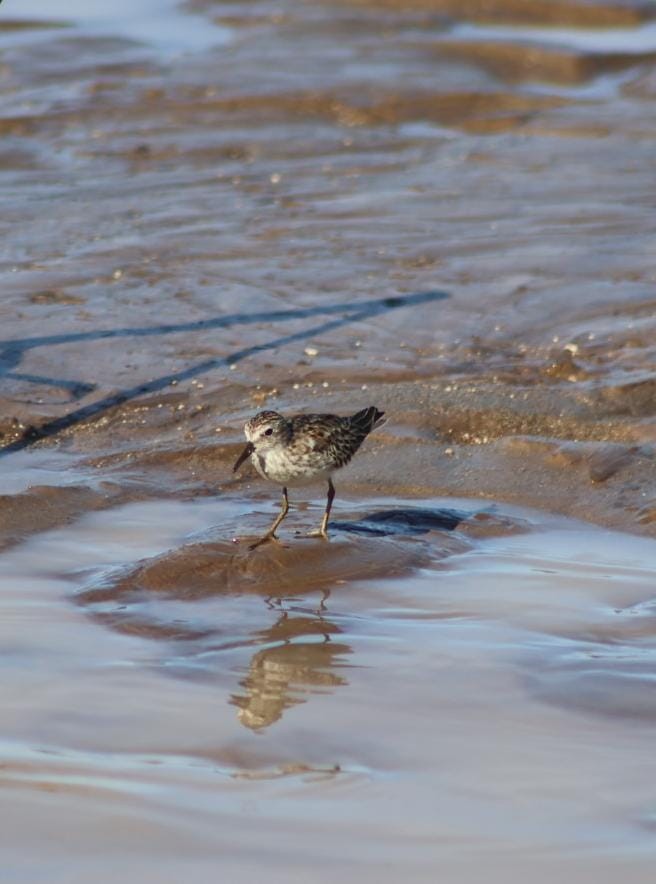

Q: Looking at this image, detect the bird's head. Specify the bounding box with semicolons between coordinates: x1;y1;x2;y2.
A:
233;411;289;472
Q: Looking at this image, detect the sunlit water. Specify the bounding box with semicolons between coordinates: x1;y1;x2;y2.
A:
1;489;656;881
2;0;230;53
454;20;656;53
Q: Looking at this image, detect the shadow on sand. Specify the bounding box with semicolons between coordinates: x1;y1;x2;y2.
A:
0;289;448;457
332;507;465;536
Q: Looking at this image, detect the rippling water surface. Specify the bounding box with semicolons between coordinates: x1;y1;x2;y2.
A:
2;457;656;880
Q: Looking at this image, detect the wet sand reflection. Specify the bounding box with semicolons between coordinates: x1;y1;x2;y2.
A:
74;506;470;729
231;607;350;731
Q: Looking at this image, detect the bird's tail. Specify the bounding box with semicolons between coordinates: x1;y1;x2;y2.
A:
350;406;386;435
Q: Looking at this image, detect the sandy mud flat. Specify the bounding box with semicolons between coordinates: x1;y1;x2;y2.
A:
1;0;656;880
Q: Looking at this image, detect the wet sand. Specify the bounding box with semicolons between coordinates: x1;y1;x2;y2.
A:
3;0;656;537
2;0;656;879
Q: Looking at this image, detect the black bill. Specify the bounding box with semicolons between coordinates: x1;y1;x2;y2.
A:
233;441;254;473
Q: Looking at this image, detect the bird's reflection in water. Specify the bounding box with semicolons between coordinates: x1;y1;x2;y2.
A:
231;600;351;731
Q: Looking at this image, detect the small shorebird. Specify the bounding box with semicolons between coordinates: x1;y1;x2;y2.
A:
233;406;385;549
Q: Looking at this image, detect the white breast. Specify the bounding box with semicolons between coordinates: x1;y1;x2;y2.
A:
252;447;333;487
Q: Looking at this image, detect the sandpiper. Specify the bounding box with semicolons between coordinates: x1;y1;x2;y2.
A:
233;406;385;548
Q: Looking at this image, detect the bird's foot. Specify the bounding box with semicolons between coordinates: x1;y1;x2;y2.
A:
248;532;280;551
301;528;329;540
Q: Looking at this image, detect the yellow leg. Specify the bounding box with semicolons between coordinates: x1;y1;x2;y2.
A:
249;487;289;550
306;479;335;540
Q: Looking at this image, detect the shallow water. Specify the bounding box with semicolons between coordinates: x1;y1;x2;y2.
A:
2;0;229;53
1;486;656;880
3;0;656;878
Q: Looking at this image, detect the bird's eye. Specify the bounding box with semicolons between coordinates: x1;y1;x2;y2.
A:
264;427;274;436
